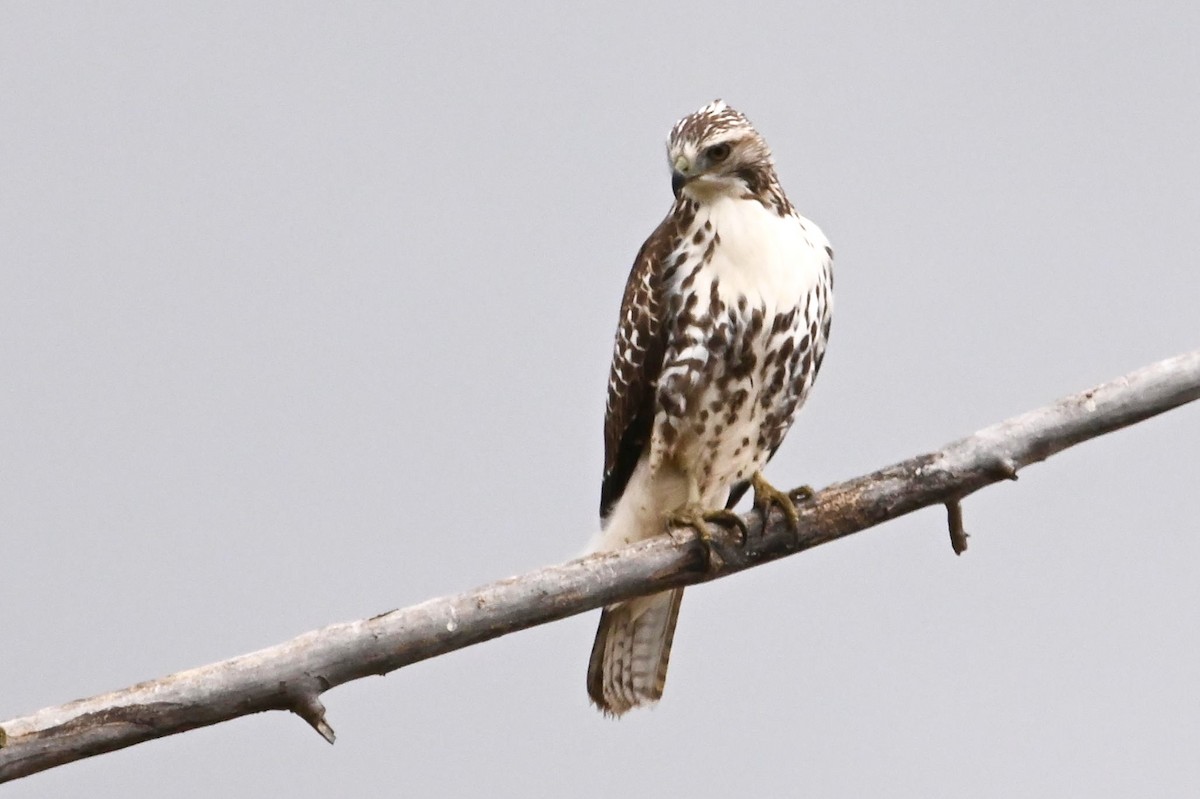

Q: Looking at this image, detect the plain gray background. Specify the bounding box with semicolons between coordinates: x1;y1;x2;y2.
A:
3;2;1198;796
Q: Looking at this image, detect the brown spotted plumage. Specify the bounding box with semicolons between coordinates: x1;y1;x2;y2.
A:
587;100;834;716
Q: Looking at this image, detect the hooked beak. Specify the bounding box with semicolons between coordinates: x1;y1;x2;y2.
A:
671;155;691;198
671;171;687;198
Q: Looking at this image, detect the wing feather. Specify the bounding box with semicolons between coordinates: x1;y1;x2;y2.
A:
599;212;682;520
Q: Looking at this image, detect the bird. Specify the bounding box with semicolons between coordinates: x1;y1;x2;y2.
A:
586;100;834;716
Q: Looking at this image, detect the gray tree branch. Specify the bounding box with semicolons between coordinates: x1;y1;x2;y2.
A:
2;350;1198;783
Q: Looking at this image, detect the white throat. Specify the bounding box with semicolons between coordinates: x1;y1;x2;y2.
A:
694;195;827;314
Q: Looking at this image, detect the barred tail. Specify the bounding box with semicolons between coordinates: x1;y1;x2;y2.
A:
586;588;683;716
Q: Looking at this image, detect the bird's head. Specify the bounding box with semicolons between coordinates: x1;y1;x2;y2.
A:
666;100;775;202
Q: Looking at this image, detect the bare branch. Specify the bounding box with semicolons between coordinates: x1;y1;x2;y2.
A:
2;350;1198;783
945;500;968;555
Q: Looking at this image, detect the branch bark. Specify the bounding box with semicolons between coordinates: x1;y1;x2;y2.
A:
2;350;1198;783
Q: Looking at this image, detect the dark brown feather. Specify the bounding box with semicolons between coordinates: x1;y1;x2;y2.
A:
599;211;683;520
586;588;684;715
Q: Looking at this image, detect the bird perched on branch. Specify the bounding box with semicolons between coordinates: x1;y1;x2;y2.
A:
586;100;834;716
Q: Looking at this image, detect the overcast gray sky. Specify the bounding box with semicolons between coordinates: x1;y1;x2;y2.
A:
3;2;1198;796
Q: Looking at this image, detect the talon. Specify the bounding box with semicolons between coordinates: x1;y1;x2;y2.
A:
667;506;748;572
750;472;801;530
788;484;815;504
708;509;749;547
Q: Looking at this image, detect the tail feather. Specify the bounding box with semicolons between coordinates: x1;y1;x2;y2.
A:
586;588;683;716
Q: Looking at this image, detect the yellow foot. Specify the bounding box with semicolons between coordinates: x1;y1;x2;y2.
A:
667;505;749;572
789;484;815;504
750;472;812;530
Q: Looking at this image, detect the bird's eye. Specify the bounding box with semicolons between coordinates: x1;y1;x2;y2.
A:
706;143;732;162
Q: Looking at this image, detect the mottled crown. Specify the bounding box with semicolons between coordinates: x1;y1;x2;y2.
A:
664;100;783;206
667;100;773;165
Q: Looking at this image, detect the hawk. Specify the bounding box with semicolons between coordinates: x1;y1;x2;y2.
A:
586;100;834;716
